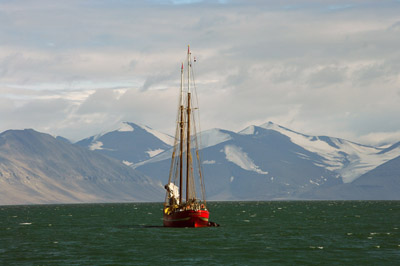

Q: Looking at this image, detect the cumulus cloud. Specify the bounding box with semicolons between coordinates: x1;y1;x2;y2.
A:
0;0;400;145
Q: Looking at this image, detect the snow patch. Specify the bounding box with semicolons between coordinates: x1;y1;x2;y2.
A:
295;152;310;160
89;141;104;151
118;123;134;132
146;148;164;158
200;129;232;148
123;160;133;166
309;179;320;186
239;125;256;135
139;124;174;146
224;145;268;175
132;148;173;169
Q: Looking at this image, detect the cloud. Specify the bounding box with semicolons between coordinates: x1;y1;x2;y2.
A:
358;131;400;146
0;1;400;145
307;65;348;88
141;73;175;91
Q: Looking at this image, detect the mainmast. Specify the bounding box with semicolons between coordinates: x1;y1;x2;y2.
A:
186;45;191;202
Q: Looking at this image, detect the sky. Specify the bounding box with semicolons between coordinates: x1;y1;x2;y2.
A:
1;0;400;145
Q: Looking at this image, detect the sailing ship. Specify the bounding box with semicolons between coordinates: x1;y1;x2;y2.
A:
163;46;216;227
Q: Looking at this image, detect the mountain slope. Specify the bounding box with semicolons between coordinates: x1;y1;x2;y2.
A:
76;122;173;166
133;122;400;200
77;121;400;190
302;155;400;200
0;129;163;205
136;126;342;200
348;154;400;199
258;122;400;183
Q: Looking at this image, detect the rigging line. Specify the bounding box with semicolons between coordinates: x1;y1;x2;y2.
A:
168;100;181;178
187;52;207;204
189;57;206;202
192;113;205;198
168;150;176;182
165;81;185;207
188;153;197;200
168;122;179;185
197;150;207;204
190;59;204;161
192;115;206;202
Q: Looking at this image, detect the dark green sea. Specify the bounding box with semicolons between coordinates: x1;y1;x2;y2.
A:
1;201;399;265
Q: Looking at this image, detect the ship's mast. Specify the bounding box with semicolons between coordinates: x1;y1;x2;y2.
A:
164;45;207;211
179;63;184;205
186;45;191;203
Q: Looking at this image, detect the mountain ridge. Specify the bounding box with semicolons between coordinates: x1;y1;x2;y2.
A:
1;121;399;204
129;121;400;200
76;122;173;166
0;129;163;205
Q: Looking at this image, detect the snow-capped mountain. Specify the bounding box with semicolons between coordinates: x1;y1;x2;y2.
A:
254;122;400;183
76;122;174;166
136;126;342;200
345;154;400;199
0;129;163;205
134;122;400;200
2;121;398;204
303;154;400;200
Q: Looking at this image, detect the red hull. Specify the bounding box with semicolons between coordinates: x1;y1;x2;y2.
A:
163;209;209;227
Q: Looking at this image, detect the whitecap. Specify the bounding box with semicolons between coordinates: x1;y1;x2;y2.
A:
309;246;323;250
20;223;32;225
